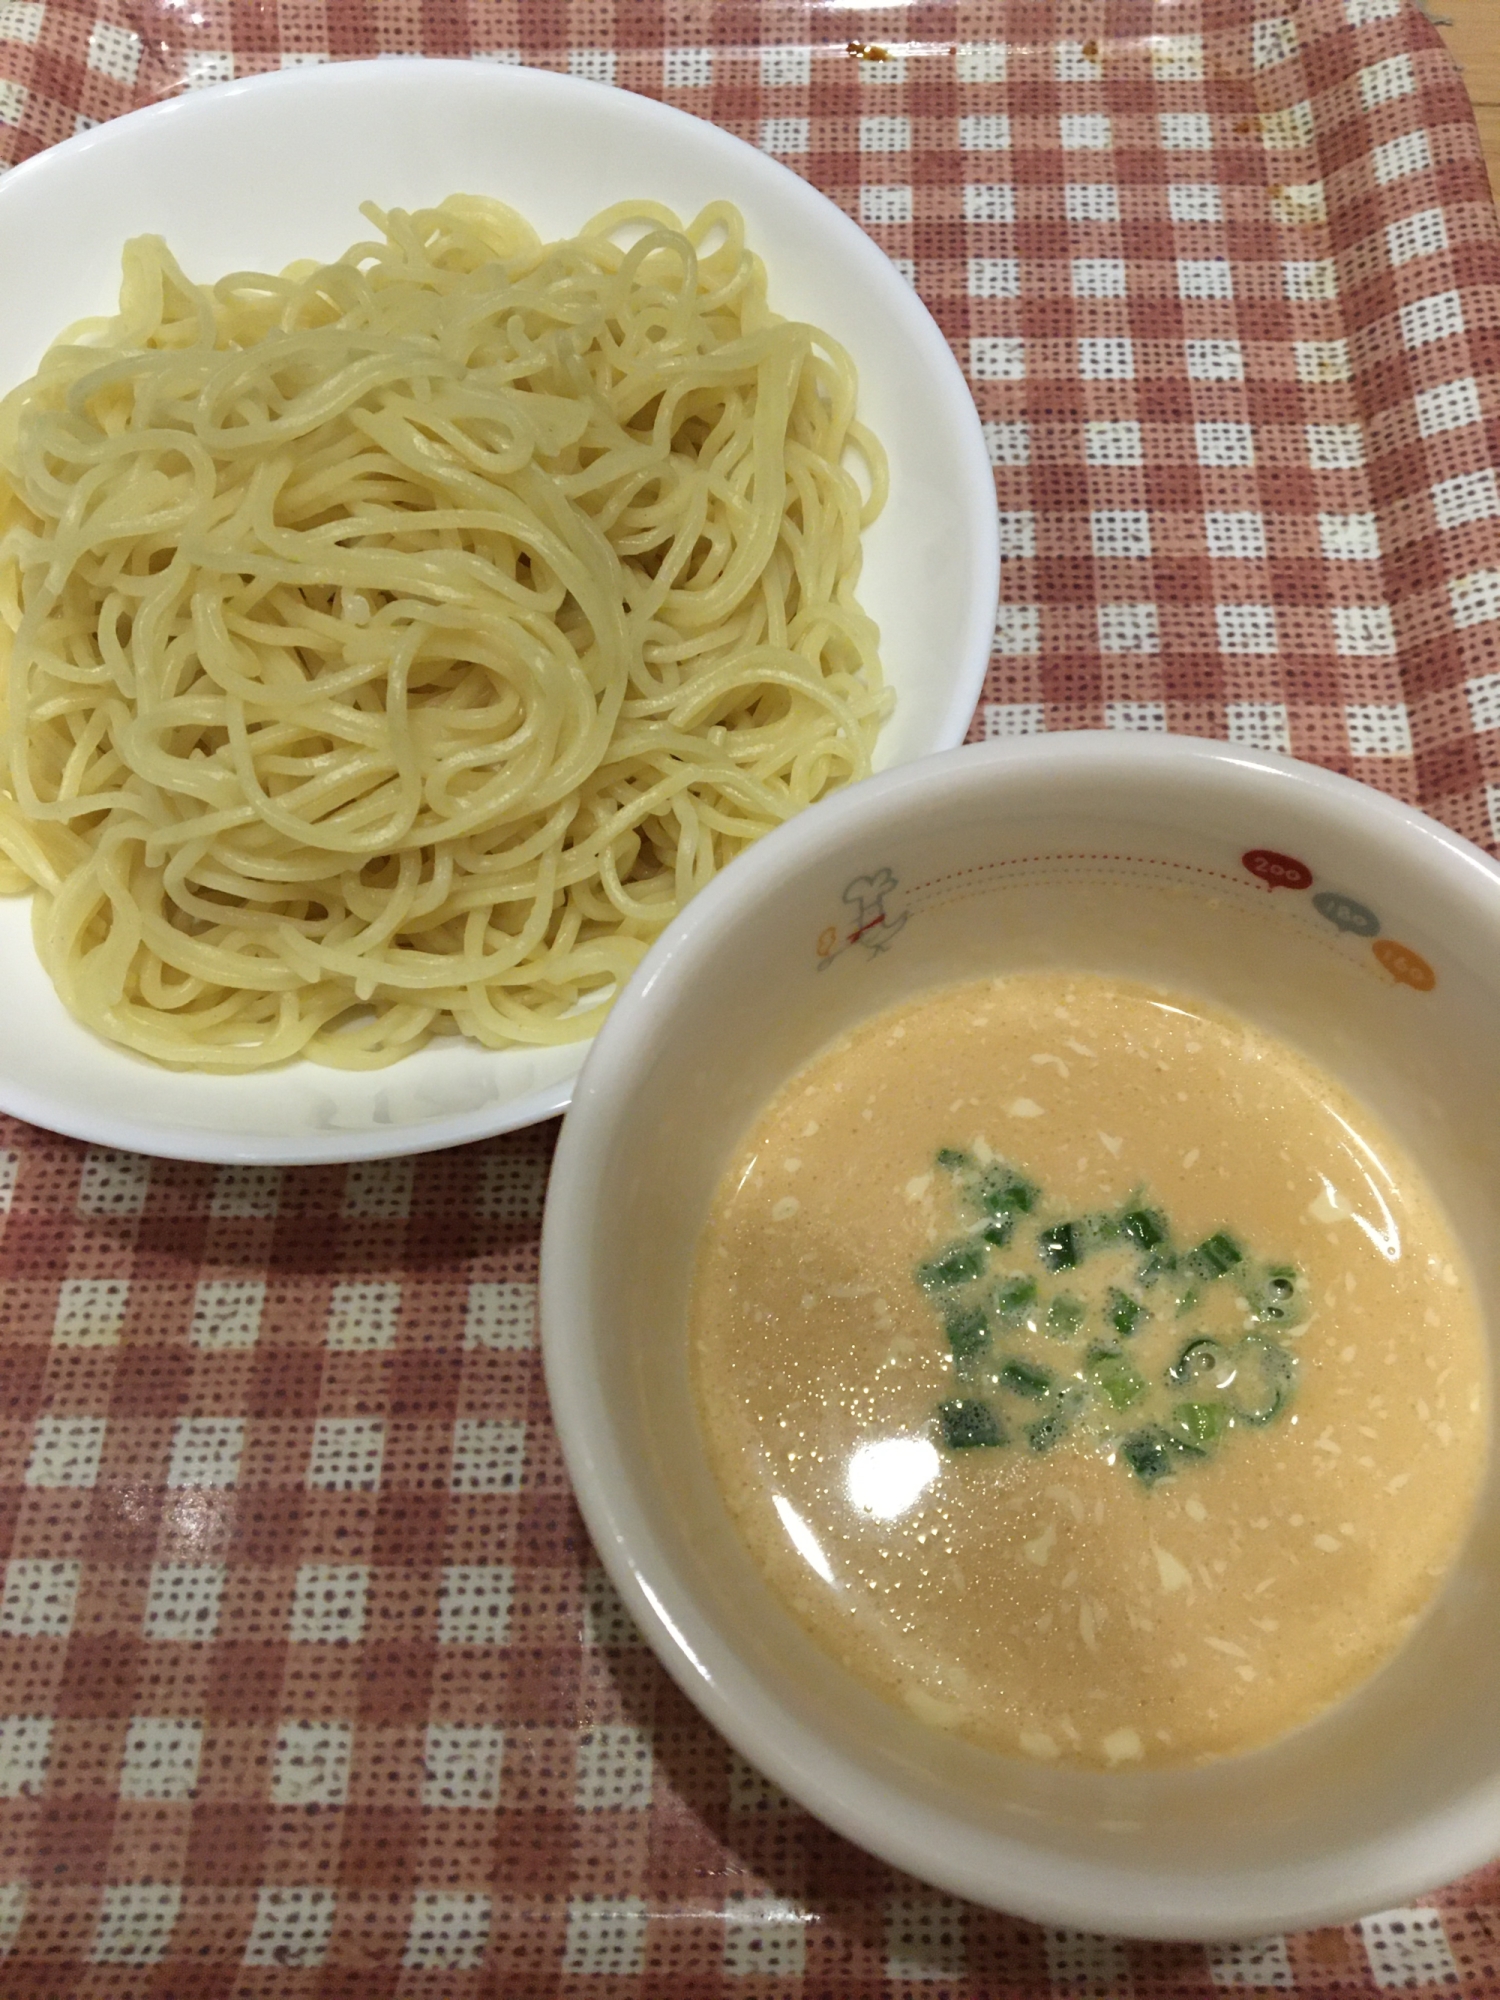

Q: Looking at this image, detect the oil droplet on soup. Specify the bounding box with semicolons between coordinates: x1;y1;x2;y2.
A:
689;974;1488;1769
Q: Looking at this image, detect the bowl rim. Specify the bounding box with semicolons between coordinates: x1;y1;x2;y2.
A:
0;56;997;1162
541;730;1500;1938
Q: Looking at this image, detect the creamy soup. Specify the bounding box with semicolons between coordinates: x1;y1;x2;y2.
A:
690;974;1489;1769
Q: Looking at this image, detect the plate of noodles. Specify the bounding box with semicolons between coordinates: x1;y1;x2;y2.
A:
0;59;997;1162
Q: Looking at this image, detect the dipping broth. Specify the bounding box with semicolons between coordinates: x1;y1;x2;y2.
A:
690;973;1488;1769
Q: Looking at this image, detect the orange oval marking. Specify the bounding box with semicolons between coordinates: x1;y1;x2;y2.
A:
816;925;838;959
1372;939;1435;991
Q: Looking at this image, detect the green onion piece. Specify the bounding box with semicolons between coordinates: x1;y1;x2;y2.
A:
999;1357;1053;1401
936;1147;971;1173
1119;1207;1168;1251
1037;1222;1079;1271
1229;1332;1296;1425
1008;1176;1041;1215
1136;1248;1178;1288
1175;1286;1200;1318
1087;1345;1146;1410
1120;1429;1175;1484
917;1241;987;1292
976;1164;1040;1217
1108;1288;1148;1339
1171;1400;1232;1447
944;1302;990;1361
993;1275;1038;1319
1120;1425;1205;1484
1167;1335;1233;1389
1027;1410;1071;1453
1078;1210;1122;1253
1187;1231;1243;1280
1046;1295;1085;1338
981;1214;1015;1249
938;1399;1005;1449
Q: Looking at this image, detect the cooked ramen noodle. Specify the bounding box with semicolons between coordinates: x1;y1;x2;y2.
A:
0;196;887;1069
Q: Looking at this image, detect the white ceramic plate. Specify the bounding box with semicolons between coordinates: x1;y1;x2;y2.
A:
0;59;996;1163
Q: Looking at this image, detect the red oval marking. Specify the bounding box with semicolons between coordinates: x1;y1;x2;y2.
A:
1372;939;1435;991
1241;848;1313;892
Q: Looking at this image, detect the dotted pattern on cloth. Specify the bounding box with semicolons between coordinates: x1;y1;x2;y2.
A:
0;0;1496;1992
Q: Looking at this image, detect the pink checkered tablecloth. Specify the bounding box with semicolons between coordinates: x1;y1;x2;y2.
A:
0;0;1499;1992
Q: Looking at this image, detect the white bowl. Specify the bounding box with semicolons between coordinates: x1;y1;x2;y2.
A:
541;733;1500;1940
0;60;995;1163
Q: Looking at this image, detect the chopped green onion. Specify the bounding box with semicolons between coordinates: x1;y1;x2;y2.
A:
975;1163;1040;1217
999;1357;1053;1401
1187;1231;1243;1279
1167;1336;1234;1389
1230;1332;1295;1425
918;1156;1295;1475
944;1302;989;1361
938;1398;1005;1449
1136;1248;1178;1288
1037;1222;1078;1271
1087;1344;1146;1410
1120;1425;1204;1485
1108;1288;1148;1339
1119;1207;1168;1251
993;1275;1038;1319
1078;1211;1121;1252
1046;1294;1085;1338
1171;1400;1232;1447
1120;1429;1173;1484
1027;1410;1071;1453
917;1241;987;1292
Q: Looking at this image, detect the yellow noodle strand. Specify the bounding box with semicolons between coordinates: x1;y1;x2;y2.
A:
0;197;887;1069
